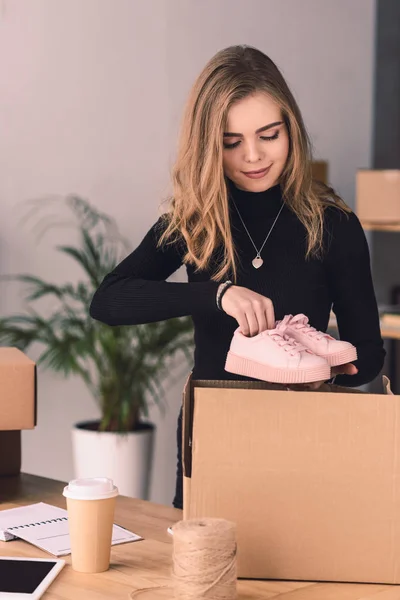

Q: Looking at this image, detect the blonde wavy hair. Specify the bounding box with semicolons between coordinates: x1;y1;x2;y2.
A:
159;45;350;283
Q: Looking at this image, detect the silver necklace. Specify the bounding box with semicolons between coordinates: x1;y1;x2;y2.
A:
230;197;284;269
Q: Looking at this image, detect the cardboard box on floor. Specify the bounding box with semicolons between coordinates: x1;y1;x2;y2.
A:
0;348;37;476
356;169;400;224
182;375;399;584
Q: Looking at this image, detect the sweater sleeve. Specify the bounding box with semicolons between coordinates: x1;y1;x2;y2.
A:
324;208;386;387
89;215;220;326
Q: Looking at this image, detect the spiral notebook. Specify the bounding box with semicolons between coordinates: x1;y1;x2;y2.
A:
0;502;142;556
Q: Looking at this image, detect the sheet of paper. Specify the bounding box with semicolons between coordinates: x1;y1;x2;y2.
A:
0;503;67;541
0;502;142;555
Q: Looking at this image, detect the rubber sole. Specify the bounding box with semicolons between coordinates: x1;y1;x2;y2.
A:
225;351;331;384
323;346;358;367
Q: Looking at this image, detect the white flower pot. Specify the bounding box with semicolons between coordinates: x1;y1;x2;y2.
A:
72;421;155;499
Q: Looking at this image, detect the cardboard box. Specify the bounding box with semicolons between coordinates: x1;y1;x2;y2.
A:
0;431;21;476
182;376;400;584
311;160;328;184
356;169;400;224
0;348;37;476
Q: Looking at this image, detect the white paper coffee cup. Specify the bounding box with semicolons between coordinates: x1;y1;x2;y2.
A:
63;477;119;573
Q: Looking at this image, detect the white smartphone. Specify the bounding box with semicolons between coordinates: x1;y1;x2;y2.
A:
0;557;65;599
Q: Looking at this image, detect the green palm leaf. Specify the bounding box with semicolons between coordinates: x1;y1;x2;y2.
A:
0;196;194;432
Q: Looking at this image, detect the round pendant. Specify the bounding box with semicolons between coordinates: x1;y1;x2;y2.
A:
252;255;263;269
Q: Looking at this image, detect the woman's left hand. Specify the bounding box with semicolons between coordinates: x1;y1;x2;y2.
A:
287;363;358;391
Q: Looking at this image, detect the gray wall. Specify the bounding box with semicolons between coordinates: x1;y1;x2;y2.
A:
0;0;376;504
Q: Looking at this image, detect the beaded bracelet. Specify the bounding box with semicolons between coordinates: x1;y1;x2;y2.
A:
216;280;234;311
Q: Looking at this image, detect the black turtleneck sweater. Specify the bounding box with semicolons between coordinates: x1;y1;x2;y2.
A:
90;182;385;387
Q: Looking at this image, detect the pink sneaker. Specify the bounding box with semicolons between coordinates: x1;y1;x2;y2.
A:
278;314;357;367
225;324;331;384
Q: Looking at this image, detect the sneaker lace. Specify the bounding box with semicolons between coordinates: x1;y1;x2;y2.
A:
285;313;327;341
262;319;307;356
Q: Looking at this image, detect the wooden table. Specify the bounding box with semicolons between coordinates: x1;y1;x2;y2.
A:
0;474;399;599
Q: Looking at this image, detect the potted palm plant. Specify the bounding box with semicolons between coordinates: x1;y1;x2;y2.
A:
0;196;194;499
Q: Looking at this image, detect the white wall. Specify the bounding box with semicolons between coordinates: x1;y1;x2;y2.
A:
0;0;376;504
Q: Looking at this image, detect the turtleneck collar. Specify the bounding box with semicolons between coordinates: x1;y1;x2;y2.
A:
227;178;284;218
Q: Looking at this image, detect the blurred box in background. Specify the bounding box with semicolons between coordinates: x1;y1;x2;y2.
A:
356;169;400;223
0;348;37;476
311;160;328;184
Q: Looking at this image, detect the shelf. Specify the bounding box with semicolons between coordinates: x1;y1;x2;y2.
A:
328;319;400;341
361;221;400;232
380;327;400;341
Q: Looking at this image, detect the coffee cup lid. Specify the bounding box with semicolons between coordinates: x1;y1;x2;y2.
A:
63;477;118;500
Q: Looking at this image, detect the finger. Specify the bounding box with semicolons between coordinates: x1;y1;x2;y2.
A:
264;299;275;329
332;363;358;376
255;307;268;334
305;383;318;390
246;310;259;337
237;313;250;337
308;381;325;390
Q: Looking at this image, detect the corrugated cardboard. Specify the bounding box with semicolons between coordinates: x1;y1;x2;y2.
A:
311;160;328;184
182;376;400;584
0;348;37;477
0;348;36;430
356;169;400;223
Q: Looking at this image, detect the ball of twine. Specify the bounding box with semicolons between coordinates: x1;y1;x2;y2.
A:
171;518;237;600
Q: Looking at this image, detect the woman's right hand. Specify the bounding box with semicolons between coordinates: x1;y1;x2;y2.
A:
220;285;275;337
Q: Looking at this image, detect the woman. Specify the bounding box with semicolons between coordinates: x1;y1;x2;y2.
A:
90;45;385;509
